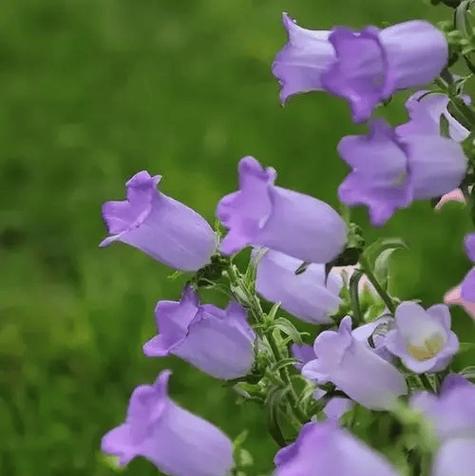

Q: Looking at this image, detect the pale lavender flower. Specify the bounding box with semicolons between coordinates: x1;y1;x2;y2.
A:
273;14;447;122
274;421;399;476
100;171;216;271
144;287;255;380
217;156;347;263
338;119;467;226
255;249;342;324
272;14;334;104
396;91;469;143
445;285;475;320
323;397;354;422
412;375;475;442
302;316;407;410
432;438;475;476
291;343;316;370
411;375;475;476
352;316;394;362
385;302;459;374
101;370;234;476
461;233;475;302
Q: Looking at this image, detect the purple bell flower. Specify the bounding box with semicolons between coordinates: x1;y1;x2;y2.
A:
143;287;255;380
272;14;334;105
274;421;399;476
396;91;469;142
411;375;475;442
433;438;475;476
291;343;316;370
323;397;354;422
101;370;234;476
273;14;447;122
302;316;407;410
461;233;475;302
255;249;342;324
384;302;459;374
100;171;216;271
338;119;467;226
411;375;475;476
217;156;347;263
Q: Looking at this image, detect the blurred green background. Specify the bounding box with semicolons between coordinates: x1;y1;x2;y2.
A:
1;0;474;475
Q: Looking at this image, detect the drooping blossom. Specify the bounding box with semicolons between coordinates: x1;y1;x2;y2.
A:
411;374;475;441
255;249;342;324
338;119;467;226
291;343;316;370
323;397;354;422
274;421;399;476
100;171;216;271
411;375;475;476
444;285;475;319
217;156;347;263
335;265;375;295
144;287;255;380
101;370;234;476
273;14;447;122
435;189;466;211
396;91;469;142
432;438;475;476
352;316;394;362
461;233;475;302
302;316;407;410
384;302;459;374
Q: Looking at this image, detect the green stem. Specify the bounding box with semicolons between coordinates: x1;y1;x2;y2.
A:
226;264;308;425
419;373;435;393
359;258;396;314
435;77;475;128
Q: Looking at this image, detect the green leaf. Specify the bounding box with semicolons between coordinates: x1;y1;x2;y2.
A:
439;113;451;138
349;268;364;324
459;342;475;352
363;238;407;269
269;357;299;374
271;317;304;344
460;365;475;381
373;246;404;290
265;386;289;447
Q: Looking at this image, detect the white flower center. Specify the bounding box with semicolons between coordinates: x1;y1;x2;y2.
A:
406;332;444;361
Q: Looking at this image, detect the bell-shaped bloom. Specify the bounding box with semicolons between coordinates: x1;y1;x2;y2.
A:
352;316;394;362
461;233;475;302
100;171;216;271
412;375;475;476
217;156;347;263
412;375;475;442
101;370;234;476
143;287;255;380
272;14;334;104
302;316;407;410
432;438;475;476
291;343;315;369
338;119;467;226
435;189;466;211
255;249;343;324
274;421;399;476
323;397;354;422
273;14;447;122
444;285;475;319
396;91;469;143
385;302;459;374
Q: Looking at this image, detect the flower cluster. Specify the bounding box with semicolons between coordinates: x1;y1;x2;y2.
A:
98;3;475;476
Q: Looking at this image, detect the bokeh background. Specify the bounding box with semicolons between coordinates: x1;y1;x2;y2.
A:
1;0;474;475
